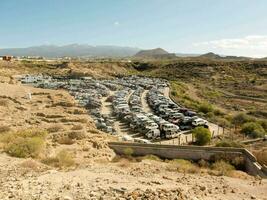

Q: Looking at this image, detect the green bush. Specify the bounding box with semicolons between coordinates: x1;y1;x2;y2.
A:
198;103;213;114
192;127;211;146
240;122;265;138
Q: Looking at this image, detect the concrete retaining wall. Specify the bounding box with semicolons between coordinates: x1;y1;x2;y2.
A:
109;142;267;178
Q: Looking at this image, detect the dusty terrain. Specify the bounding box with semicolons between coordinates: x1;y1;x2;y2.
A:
0;60;267;199
1;154;267;200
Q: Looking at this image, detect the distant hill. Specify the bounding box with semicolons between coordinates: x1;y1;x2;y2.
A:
198;52;221;59
0;44;140;58
134;48;176;59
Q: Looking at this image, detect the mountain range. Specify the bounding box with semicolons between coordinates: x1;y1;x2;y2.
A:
0;44;140;58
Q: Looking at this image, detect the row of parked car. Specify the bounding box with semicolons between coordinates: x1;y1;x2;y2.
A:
147;87;208;131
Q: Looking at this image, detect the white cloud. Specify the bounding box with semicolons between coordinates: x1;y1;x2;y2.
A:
114;21;120;26
193;35;267;57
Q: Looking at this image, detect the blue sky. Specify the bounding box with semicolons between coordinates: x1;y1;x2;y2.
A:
1;0;267;57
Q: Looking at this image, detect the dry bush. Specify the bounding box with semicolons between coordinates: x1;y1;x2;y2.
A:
47;125;63;133
68;131;86;140
167;159;199;174
0;125;11;133
42;150;75;168
71;124;83;131
211;160;235;176
20;159;39;171
4;137;45;158
0;130;47;158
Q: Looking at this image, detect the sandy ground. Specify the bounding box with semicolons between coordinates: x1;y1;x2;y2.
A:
0;153;266;200
0;83;115;163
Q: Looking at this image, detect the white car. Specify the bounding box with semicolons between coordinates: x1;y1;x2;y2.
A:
192;118;208;126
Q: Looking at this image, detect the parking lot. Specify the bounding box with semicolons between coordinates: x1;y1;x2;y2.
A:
19;74;223;144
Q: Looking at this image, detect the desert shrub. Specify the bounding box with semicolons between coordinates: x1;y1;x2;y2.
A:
123;147;134;157
4;137;44;158
71;124;83;131
240;122;265;138
47;125;63;133
168;159;199;173
20;159;39;171
198;103;213;114
216;140;244;148
56;150;75;167
231;113;251;126
216;117;231;127
211;160;235;176
192;127;211;146
42;150;75;168
0;125;11;133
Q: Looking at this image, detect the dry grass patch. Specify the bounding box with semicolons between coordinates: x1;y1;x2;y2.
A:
167;159;199;174
42;150;75;168
211;160;235;176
